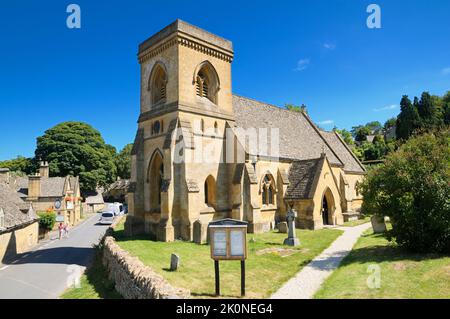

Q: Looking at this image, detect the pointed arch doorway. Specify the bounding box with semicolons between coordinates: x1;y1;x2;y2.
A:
321;188;335;226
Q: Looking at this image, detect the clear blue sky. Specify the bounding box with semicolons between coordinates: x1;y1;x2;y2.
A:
1;0;449;161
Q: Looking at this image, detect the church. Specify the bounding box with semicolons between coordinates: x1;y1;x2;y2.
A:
125;20;365;242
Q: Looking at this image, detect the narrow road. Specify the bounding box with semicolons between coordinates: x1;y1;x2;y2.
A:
271;222;372;299
0;214;109;299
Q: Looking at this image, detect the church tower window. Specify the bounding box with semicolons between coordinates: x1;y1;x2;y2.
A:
148;63;168;106
194;61;220;104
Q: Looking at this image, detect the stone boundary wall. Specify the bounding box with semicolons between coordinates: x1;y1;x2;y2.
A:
102;217;190;299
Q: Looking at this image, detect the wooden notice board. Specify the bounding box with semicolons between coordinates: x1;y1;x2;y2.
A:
209;225;247;260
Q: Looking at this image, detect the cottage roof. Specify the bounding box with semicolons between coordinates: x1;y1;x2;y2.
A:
0;183;37;230
14;176;74;198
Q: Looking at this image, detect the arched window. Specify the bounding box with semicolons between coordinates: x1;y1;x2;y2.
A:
148;63;167;106
261;174;275;206
194;61;220;104
204;175;216;207
214;122;218;134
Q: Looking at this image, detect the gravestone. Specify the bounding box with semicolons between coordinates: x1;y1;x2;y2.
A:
283;209;300;246
170;253;180;271
277;222;288;233
371;215;387;233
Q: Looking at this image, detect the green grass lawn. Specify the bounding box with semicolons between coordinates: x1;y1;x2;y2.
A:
314;229;450;299
61;246;122;299
342;216;371;227
113;219;343;298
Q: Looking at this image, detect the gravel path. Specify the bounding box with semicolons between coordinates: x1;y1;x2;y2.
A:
271;222;372;299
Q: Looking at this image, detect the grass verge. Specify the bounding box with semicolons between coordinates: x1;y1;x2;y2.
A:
113;219;343;298
314;229;450;299
61;245;122;299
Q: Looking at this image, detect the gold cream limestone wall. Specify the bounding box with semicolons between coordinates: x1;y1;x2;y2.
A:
126;21;365;242
0;221;38;262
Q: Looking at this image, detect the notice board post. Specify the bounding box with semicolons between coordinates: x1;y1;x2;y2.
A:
209;219;248;297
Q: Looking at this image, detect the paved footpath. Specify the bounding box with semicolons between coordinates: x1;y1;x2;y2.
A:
0;214;109;299
271;222;372;299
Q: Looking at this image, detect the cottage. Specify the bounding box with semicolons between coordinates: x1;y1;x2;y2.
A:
0;174;38;262
10;162;82;227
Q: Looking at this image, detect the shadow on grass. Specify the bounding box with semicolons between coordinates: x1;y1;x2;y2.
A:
338;233;449;267
82;245;123;299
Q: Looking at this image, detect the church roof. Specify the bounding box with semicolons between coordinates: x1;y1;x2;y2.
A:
0;183;37;231
232;95;365;173
319;131;365;173
284;158;324;200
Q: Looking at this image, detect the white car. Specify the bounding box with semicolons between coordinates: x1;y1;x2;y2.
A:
105;203;126;216
99;211;115;225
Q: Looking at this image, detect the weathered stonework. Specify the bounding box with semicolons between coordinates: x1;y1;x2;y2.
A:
126;19;366;242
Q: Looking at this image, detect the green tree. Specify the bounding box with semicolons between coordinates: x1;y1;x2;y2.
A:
115;144;133;179
361;129;450;253
396;95;420;140
351;125;372;142
442;91;450;125
383;117;397;130
35;122;117;193
0;156;35;175
417;92;440;129
365;121;382;133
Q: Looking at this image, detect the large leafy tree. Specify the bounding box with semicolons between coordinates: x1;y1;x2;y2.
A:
115;144;133;179
361;130;450;253
35;122;117;193
417;92;440;129
351;125;372;142
0;156;35;175
396;95;420;140
442;91;450;125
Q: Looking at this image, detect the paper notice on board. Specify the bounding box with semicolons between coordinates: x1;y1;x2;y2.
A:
230;230;244;256
213;230;227;256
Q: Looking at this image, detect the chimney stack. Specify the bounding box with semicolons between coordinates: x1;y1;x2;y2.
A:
39;161;49;178
28;173;41;199
0;168;10;184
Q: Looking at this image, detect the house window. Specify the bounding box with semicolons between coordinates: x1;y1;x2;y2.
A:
262;174;275;206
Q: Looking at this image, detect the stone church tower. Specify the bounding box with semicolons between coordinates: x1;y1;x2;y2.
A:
126;20;366;243
126;20;237;241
